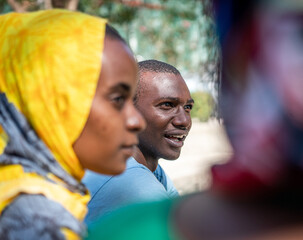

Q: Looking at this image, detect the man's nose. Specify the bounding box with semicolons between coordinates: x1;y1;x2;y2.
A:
172;107;191;129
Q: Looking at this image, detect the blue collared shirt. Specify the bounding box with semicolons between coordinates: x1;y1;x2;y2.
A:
82;157;178;224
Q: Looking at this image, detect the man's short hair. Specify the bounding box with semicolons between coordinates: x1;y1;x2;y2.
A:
134;60;181;104
138;60;180;75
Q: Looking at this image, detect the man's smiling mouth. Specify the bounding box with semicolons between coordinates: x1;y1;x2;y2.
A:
164;134;187;142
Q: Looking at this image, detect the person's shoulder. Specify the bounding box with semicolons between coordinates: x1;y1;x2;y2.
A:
100;166;168;199
88;158;171;204
155;164;179;198
126;157;150;170
119;157;160;183
0;194;83;239
82;158;144;198
82;170;113;197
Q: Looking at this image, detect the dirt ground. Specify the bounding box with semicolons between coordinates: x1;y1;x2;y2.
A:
159;119;233;195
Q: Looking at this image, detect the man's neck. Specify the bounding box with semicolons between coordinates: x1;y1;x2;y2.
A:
133;146;158;172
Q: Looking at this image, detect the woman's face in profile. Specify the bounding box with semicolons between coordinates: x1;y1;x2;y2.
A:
73;37;145;175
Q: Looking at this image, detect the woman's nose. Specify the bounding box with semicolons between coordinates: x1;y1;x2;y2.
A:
126;104;146;132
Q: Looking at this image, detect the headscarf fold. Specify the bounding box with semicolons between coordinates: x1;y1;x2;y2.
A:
0;9;107;237
0;9;107;180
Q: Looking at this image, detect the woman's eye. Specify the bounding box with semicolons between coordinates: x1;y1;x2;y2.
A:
112;95;126;109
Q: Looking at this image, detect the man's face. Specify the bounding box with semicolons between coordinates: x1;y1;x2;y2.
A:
136;71;193;160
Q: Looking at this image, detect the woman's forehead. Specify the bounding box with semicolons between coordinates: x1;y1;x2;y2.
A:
97;37;137;91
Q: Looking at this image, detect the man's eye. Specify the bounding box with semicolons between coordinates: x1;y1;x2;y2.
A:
184;104;193;112
160;102;174;109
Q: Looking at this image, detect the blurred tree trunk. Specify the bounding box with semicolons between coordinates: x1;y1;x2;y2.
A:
65;0;78;10
113;0;164;10
7;0;31;12
7;0;79;11
44;0;52;9
6;0;161;12
51;0;79;10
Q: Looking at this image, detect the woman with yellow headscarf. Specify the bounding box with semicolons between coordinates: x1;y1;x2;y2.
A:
0;9;145;239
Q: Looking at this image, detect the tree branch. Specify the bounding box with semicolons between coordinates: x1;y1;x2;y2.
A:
7;0;26;12
111;0;164;10
66;0;79;10
121;0;164;9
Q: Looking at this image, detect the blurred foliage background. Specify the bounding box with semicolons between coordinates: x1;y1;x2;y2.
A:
191;91;215;122
0;0;219;121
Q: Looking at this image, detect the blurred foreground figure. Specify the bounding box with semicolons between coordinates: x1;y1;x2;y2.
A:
86;1;303;239
212;0;303;194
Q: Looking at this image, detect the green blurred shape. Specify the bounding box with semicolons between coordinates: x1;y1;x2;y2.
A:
191;91;215;122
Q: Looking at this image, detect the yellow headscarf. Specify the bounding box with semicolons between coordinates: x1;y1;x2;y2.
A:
0;9;107;179
0;9;107;238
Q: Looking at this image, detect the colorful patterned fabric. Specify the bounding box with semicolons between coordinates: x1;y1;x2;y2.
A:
0;9;106;179
0;9;107;239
